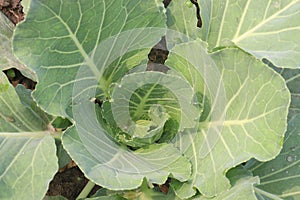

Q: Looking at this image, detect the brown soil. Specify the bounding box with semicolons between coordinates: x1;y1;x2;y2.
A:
0;0;24;24
46;166;88;199
46;166;100;200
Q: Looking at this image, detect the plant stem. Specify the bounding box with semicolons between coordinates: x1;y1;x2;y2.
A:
51;131;63;140
76;180;95;200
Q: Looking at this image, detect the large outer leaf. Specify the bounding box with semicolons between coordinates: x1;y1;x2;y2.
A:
0;12;36;80
166;0;199;39
21;0;31;14
13;0;167;117
88;179;173;200
246;114;300;199
166;43;290;198
13;0;193;192
203;0;300;68
244;65;300;199
166;0;212;42
199;177;259;200
65;70;193;190
198;0;212;42
0;72;57;200
63;126;191;190
273;66;300;118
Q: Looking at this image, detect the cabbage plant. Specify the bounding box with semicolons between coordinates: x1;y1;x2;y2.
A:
0;0;300;199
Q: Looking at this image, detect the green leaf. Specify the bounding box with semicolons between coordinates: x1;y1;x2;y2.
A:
11;1;294;199
13;0;167;117
123;179;169;200
0;73;51;131
203;0;300;68
21;0;32;14
87;195;125;200
198;0;212;41
62;126;191;190
164;41;211;123
166;0;212;42
199;176;259;200
14;0;193;192
226;165;254;187
271;65;300;118
55;139;71;169
51;117;72;130
0;134;57;200
87;179;177;200
133;181;166;200
166;43;290;198
201;165;260;200
43;196;68;200
166;0;199;39
245;114;300;199
0;12;13;39
106;71;199;147
87;188;127;200
0;12;36;80
0;72;58;200
51;118;72;168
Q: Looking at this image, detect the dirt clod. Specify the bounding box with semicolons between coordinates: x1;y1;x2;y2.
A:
0;0;24;24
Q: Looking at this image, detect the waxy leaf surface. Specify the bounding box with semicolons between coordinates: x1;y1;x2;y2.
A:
0;73;57;200
204;0;300;68
166;43;290;198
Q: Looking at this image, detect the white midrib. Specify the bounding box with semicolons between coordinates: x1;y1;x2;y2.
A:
232;0;298;43
205;119;251;127
233;0;251;39
0;131;50;138
42;3;99;76
206;106;283;127
208;118;261;127
216;0;229;45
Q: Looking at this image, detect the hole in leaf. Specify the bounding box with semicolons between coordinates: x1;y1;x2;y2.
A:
3;68;36;90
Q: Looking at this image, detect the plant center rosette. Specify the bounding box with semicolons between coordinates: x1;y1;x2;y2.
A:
68;28;224;190
104;70;201;149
